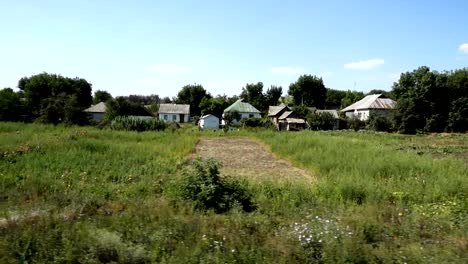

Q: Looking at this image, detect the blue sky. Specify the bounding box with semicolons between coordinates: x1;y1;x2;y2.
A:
1;0;467;97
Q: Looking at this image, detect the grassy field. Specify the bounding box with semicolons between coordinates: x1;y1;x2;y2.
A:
0;123;467;263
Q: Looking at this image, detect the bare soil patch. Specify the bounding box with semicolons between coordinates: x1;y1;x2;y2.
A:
193;137;314;183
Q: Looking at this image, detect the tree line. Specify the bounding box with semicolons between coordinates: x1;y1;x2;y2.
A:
0;67;466;133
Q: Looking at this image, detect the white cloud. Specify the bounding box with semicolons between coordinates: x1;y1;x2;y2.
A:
270;66;306;75
344;59;385;70
459;43;468;54
149;63;192;75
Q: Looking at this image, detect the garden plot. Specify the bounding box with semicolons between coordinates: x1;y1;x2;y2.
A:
193;137;314;183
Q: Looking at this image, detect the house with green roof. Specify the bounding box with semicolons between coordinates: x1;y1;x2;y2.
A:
222;99;261;125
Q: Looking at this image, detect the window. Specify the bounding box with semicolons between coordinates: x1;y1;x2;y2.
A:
249;114;254;118
173;115;177;121
164;115;168;120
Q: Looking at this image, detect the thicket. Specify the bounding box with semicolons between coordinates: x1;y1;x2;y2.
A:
110;116;167;132
179;159;255;213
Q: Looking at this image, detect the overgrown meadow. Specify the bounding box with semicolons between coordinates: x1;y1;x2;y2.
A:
0;123;466;263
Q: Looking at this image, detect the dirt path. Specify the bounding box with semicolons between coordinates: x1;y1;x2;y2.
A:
193;137;314;183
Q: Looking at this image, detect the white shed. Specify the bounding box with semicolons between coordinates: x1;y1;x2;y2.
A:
199;114;220;130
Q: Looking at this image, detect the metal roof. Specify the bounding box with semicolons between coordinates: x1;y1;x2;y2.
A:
200;114;219;119
268;103;290;116
341;94;396;112
224;99;261;113
285;118;306;124
84;102;107;113
278;111;293;120
159;104;190;114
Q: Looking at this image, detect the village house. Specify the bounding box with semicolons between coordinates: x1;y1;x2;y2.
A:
199;114;220;130
222;99;261;125
268;103;291;129
341;94;396;121
277;111;307;131
83;102;107;122
158;104;190;123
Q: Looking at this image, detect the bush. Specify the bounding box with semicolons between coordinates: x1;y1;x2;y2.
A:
110;116;167;132
241;117;274;128
366;114;394;132
180;158;256;213
307;112;336;130
348;117;365;131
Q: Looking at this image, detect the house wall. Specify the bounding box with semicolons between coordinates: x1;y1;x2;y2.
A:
159;113;190;123
200;116;219;129
346;109;393;121
90;112;105;122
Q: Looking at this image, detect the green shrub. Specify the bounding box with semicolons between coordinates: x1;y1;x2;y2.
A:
348;117;365;131
180;158;256;213
110;116;166;132
366;114;394;132
307;112;336;130
241;117;273;129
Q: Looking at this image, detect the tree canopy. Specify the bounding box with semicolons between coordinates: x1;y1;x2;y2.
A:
17;72;93;124
176;84;210;116
93;90;113;104
288;75;326;108
0;88;26;122
392;66;468;133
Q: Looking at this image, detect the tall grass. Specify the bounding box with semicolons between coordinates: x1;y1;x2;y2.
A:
1;123;467;263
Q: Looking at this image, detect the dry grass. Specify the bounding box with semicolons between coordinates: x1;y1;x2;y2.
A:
193;137;315;183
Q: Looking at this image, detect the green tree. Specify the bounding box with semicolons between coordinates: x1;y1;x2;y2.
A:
240;82;266;112
325;89;347;109
292;105;312;119
0;88;25;121
392;66;456;133
341;90;364;109
176;84;210;116
18;72;92;124
288;75;327;108
105;97;152;121
199;96;229;118
93;90;113;104
265;85;283;107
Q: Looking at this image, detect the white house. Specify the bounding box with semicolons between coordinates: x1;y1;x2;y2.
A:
341;94;396;121
159;104;190;123
83;102;107;122
222;99;261;125
199;114;220;130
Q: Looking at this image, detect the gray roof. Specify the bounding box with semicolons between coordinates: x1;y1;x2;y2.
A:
278;111;293;120
268;103;290;116
341;94;396;112
316;109;339;118
285;118;306;124
201;114;219;120
84;102;107;113
224;99;261;113
159;104;190;114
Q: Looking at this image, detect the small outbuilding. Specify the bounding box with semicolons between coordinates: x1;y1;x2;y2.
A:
199;114;220;130
268;103;291;129
278;111;307;131
84;102;107;122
